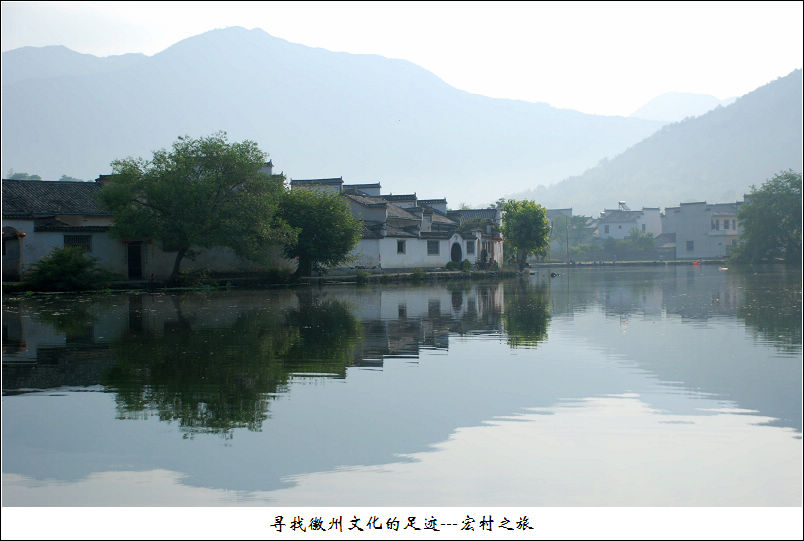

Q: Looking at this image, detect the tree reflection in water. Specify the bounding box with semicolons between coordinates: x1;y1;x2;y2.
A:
102;292;362;438
503;277;550;348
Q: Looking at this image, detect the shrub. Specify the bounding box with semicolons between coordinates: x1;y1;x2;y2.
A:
412;268;425;281
24;247;113;291
445;261;460;270
460;259;472;272
355;270;369;285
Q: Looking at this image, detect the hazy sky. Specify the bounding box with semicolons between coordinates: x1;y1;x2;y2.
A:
2;1;802;116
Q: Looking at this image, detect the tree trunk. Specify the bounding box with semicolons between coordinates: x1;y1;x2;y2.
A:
518;251;528;272
293;256;313;280
169;247;187;285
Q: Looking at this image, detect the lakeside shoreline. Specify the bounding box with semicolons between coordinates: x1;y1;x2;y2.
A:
1;258;738;295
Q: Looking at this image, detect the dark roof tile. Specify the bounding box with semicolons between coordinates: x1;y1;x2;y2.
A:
2;179;109;218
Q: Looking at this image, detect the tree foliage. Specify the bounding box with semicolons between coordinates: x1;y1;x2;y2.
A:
277;189;363;277
733;170;802;264
501;200;551;270
547;214;593;259
97;132;293;282
7;171;41;180
24;246;113;291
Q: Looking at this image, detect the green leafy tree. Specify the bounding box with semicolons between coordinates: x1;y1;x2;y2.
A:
732;170;802;264
501;199;551;270
59;174;85;182
24;246;113;291
548;214;593;260
97;132;293;283
278;189;362;278
625;228;655;252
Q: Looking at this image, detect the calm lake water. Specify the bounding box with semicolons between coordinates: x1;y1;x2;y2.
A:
2;265;801;507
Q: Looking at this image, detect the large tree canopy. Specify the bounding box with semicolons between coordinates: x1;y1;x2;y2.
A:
501;199;551;270
734;170;802;264
97;132;294;282
277;189;362;278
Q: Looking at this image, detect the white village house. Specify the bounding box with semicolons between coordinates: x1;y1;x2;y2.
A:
2;165;293;281
289;177;504;270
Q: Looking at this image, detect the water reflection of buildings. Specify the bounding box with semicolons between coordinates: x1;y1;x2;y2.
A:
547;265;785;322
323;283;505;366
2;284;506;393
544;265;802;432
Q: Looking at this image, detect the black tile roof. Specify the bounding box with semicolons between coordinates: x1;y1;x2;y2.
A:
2;179;109;218
290;177;343;186
381;194;417;202
343;183;381;189
447;208;499;222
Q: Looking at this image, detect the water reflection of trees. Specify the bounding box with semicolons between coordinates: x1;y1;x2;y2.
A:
546;266;801;352
734;267;802;352
503;278;550;348
103;293;362;438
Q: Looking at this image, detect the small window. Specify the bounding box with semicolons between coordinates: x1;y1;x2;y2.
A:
641;224;646;232
686;240;694;252
397;240;406;254
466;240;475;255
604;225;610;234
64;235;92;252
732;219;736;230
427;240;440;255
723;219;729;230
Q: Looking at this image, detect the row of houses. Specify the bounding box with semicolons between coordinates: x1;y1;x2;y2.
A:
1;158;748;281
546;199;744;261
289;176;503;271
1;166;504;281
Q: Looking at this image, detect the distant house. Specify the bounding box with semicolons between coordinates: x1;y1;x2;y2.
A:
594;202;661;239
661;200;743;259
290;178;503;270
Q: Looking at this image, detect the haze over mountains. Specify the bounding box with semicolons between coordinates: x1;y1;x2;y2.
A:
2;26;663;206
629;92;737;123
2;26;801;213
515;69;802;215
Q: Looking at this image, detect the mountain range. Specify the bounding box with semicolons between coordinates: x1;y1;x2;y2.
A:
2;26;662;206
2;26;801;213
514;69;802;215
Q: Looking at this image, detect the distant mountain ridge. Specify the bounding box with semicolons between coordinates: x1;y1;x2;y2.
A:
514;69;803;216
630;92;737;123
1;26;663;206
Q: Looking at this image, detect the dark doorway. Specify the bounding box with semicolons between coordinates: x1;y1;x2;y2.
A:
127;242;143;279
450;242;462;263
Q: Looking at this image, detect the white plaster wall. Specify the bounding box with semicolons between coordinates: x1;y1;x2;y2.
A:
598;221;637;240
139;243;296;280
638;209;662;236
345;237;454;269
673;204;737;259
3;220;129;277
